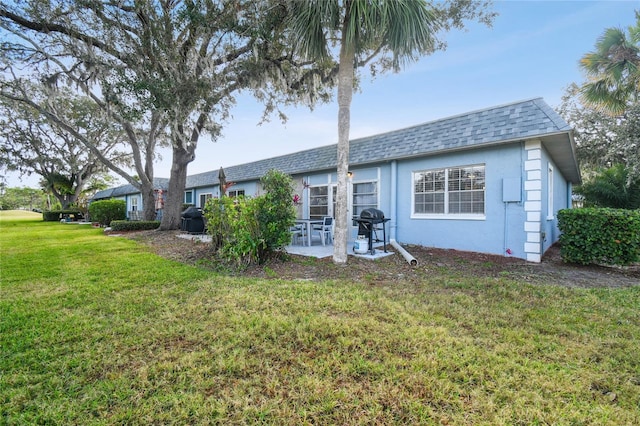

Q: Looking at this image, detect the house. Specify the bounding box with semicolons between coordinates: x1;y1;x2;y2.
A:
95;98;580;262
92;178;169;220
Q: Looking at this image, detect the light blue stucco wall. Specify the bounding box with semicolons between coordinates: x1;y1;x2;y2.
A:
540;146;571;253
188;182;259;208
394;144;528;258
172;140;573;261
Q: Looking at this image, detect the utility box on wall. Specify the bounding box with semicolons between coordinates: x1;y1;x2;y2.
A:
502;178;521;202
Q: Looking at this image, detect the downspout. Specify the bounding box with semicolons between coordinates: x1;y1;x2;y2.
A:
390;160;397;240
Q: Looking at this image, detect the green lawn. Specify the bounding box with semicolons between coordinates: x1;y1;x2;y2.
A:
1;211;639;425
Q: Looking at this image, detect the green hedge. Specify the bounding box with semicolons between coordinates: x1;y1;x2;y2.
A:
89;199;126;226
110;220;160;231
557;208;640;266
43;210;83;222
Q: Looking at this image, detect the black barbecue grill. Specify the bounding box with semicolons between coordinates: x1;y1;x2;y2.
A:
353;208;390;255
181;206;205;234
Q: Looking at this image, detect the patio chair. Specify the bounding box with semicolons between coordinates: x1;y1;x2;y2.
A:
312;216;333;246
290;224;304;245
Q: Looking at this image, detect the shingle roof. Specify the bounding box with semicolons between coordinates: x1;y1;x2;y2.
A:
186;97;577;187
91;178;169;200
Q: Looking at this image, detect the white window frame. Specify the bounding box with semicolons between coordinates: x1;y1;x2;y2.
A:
309;185;330;220
228;189;245;198
184;190;194;205
199;193;212;208
547;163;554;220
130;196;138;211
411;164;486;220
352;180;379;219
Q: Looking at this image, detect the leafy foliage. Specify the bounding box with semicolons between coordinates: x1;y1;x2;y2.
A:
559;85;640;181
203;169;296;265
575;164;640;209
0;186;46;211
558;208;640;266
88;199;126;227
110;220;160;231
256;169;298;250
0;85;129;210
579;12;640;115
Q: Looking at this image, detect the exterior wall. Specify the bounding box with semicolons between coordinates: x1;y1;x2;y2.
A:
188;182;259;208
127;194;141;213
540;144;571;254
295;166;391;242
395;144;530;260
103;139;574;263
523;140;544;262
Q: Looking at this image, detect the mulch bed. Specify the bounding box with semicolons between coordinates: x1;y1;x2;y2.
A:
121;230;640;288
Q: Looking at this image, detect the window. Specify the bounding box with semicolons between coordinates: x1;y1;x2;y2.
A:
199;193;212;208
228;189;245;198
184;191;193;205
352;181;378;217
547;164;554;220
130;196;138;211
309;186;328;220
413;165;485;218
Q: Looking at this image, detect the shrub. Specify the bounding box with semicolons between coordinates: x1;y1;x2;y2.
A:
110;220;160;231
43;210;83;222
575;165;640;209
558;208;640;266
89;199;126;227
203;169;296;265
257;169;297;250
204;196;265;266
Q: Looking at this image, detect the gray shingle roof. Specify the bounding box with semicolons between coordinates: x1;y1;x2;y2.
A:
186;97;577;187
91;178;169;200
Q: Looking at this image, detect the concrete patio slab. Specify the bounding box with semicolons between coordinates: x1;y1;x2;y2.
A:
176;233;394;261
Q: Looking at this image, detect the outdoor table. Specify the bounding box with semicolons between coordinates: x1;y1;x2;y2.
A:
294;219;323;246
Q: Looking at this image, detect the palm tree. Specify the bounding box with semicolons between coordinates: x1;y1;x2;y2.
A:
287;0;439;263
580;13;640;115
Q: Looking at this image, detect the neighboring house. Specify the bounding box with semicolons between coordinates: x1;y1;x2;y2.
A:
94;98;580;262
92;178;169;220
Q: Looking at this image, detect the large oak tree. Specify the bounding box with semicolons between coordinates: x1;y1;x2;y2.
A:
0;88;128;209
1;1;331;227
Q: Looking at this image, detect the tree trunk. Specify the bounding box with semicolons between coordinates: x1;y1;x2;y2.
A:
159;144;195;230
141;185;156;221
333;32;355;264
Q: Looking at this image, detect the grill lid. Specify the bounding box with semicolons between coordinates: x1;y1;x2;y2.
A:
181;206;202;218
359;208;384;221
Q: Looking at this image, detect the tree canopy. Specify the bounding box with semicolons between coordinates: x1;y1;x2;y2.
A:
1;0;333;227
579;11;640;115
0;88;128;209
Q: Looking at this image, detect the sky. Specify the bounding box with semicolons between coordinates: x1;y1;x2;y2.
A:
4;0;640;188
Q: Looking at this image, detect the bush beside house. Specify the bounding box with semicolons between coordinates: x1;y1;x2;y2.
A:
203;169;296;265
109;220;160;231
89;199;126;227
558;208;640;266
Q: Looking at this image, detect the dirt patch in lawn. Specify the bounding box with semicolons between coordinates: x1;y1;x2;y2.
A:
122;230;639;288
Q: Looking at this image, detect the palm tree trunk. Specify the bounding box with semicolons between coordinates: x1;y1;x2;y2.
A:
333;31;355;264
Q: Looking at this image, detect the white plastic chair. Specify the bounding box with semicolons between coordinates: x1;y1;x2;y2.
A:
313;216;333;246
290;224;304;245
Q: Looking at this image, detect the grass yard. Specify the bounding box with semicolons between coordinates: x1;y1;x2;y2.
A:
1;211;639;425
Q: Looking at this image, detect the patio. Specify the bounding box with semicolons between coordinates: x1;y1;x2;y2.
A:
177;233;394;260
